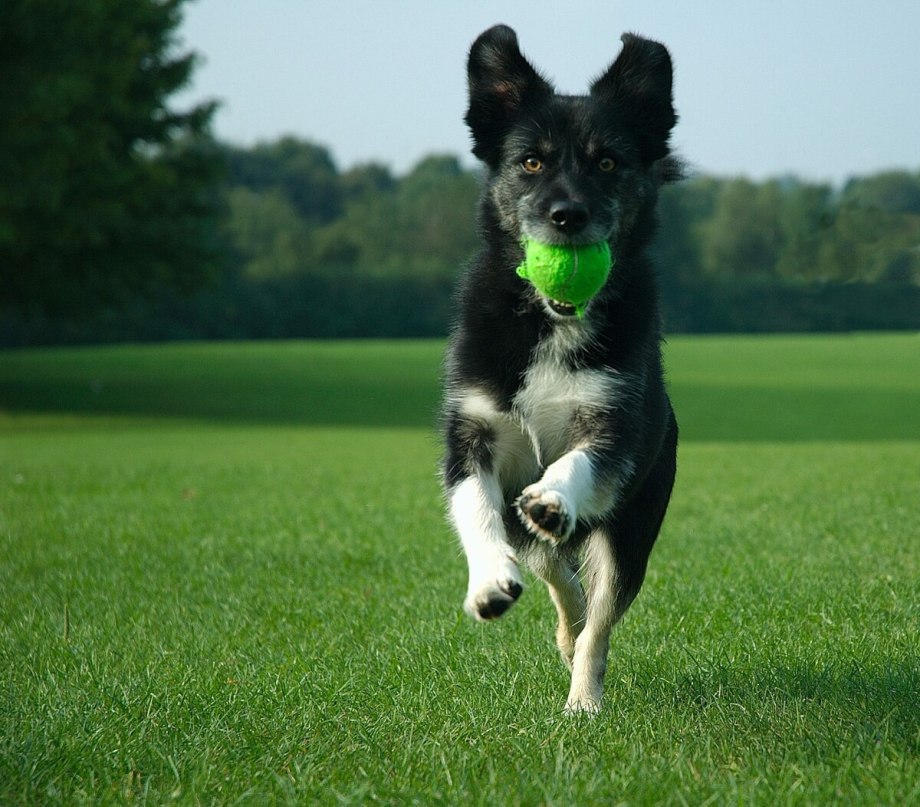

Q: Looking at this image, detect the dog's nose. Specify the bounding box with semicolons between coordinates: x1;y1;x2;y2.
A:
549;200;589;233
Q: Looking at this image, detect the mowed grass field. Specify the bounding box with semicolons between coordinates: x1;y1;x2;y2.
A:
1;334;918;805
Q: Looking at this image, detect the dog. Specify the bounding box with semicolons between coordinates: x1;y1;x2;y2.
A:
441;24;680;714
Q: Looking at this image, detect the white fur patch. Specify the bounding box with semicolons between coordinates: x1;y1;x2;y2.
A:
449;473;504;550
513;351;618;465
454;386;500;423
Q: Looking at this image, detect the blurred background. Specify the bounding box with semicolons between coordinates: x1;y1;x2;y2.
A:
2;0;919;346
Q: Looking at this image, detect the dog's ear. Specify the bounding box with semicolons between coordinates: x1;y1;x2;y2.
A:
590;34;676;163
465;25;553;166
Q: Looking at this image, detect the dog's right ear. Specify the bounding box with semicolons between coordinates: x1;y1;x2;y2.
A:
464;25;553;167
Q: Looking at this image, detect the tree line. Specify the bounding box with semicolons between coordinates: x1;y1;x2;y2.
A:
1;0;919;345
222;143;920;335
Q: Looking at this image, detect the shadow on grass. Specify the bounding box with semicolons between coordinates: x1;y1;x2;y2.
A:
672;384;920;442
0;342;443;430
1;341;918;439
4;377;920;441
0;373;443;429
671;657;919;755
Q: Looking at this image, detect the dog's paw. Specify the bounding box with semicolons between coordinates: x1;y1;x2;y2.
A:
516;487;574;545
563;696;602;717
464;559;524;621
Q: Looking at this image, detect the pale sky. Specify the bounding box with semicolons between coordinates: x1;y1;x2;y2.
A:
175;0;920;185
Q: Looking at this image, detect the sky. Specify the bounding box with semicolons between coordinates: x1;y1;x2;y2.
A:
174;0;920;186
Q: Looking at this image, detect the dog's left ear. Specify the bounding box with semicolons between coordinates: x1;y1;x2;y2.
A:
465;25;554;167
591;34;677;163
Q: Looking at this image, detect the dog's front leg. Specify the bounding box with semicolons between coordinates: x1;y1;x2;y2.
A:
516;447;618;545
449;472;524;620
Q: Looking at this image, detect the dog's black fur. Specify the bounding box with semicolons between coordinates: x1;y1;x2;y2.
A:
441;25;679;713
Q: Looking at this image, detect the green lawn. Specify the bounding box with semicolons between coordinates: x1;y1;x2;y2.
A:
1;334;918;805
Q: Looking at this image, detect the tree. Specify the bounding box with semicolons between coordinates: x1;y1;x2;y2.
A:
0;0;222;318
393;155;480;274
841;171;920;215
775;180;835;282
837;172;920;283
223;138;342;224
307;154;480;278
701;178;784;280
224;188;312;280
341;163;396;202
652;177;721;288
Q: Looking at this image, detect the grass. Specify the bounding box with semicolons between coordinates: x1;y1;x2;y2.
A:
1;333;918;805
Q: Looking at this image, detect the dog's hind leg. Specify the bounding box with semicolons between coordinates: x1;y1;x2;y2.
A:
564;526;624;714
526;545;586;669
565;518;661;714
565;417;678;714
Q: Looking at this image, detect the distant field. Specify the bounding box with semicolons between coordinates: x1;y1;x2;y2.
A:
1;334;918;805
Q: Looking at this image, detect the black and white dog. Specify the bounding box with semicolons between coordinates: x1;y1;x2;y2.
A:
441;25;679;714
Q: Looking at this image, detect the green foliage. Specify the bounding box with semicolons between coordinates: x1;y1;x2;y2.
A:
223;137;342;224
775;181;835;281
0;0;222;318
225;188;312;280
696;172;920;286
837;173;920;283
843;170;920;214
1;0;918;344
701;178;783;279
652;177;719;287
1;337;919;804
216;146;480;283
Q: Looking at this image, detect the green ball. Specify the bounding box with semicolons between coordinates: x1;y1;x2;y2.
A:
516;239;613;316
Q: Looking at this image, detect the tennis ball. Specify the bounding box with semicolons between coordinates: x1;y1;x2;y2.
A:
516;239;613;316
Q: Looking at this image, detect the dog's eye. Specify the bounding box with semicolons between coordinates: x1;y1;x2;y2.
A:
598;157;617;173
522;156;543;174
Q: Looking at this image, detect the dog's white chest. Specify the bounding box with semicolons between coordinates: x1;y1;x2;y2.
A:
512;356;613;464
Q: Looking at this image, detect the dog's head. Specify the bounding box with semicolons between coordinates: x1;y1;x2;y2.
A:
465;25;677;250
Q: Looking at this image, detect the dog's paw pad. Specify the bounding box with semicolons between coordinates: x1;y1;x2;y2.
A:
465;567;524;621
516;490;573;543
475;594;514;620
